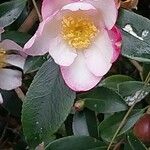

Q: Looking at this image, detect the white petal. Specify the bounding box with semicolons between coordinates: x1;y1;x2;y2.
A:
62;2;96;11
24;12;60;56
0;39;22;51
49;37;77;66
6;54;26;69
84;30;113;76
0;69;22;90
83;0;117;29
42;0;77;20
61;52;102;91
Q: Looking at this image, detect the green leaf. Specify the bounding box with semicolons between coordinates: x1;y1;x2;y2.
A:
84;109;98;138
22;59;76;148
88;147;107;150
119;81;138;97
117;9;150;62
124;143;133;150
45;136;106;150
2;31;31;46
127;132;147;150
24;56;47;74
73;111;90;136
79;87;127;113
119;111;144;135
118;81;150;106
0;0;27;27
99;109;144;142
99;75;134;90
73;109;98;138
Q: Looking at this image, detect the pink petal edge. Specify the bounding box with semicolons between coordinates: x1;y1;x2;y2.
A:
108;26;122;63
83;0;118;30
23;12;59;56
42;0;79;20
61;52;102;91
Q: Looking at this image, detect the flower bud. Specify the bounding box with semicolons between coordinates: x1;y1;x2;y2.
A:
74;100;85;111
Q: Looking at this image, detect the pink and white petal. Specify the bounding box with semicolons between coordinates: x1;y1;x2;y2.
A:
49;37;77;66
61;2;96;11
6;54;26;69
24;12;60;56
42;0;79;20
108;26;122;63
0;39;27;59
0;39;22;51
84;0;117;29
0;93;3;104
0;69;22;90
42;0;53;20
61;52;102;91
84;30;113;76
61;8;101;29
23;19;50;55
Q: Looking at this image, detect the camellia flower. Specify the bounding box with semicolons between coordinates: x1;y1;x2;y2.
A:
0;28;26;103
24;0;122;91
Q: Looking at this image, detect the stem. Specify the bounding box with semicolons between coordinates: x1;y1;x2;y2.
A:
18;8;39;32
145;72;150;84
0;123;8;144
107;104;135;150
146;105;150;114
15;88;25;102
113;139;124;150
130;59;143;80
32;0;42;22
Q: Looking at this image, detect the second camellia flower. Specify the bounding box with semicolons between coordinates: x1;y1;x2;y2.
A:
0;28;26;103
24;0;122;91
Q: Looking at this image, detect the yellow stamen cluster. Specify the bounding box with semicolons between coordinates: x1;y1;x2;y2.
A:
0;48;6;68
61;14;98;50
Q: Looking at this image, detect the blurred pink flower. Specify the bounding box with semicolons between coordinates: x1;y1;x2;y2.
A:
0;28;26;103
24;0;122;91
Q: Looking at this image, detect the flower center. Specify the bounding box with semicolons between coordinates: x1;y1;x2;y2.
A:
0;48;6;68
61;14;98;50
